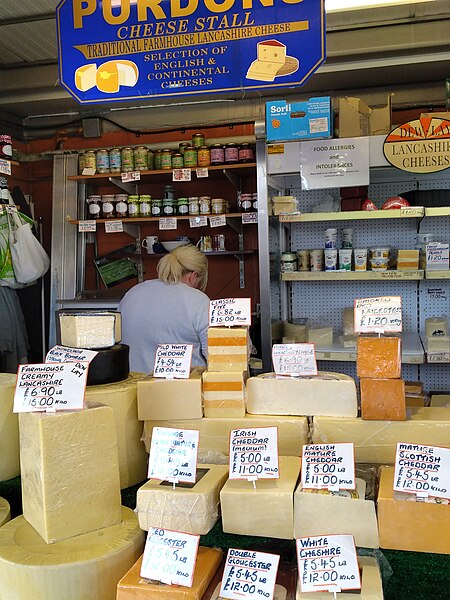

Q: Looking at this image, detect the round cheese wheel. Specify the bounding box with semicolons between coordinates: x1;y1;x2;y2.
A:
0;506;145;600
0;497;10;527
87;343;130;386
0;373;20;481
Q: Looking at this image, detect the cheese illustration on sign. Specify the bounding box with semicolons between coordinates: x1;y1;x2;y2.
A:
247;39;299;82
75;60;139;93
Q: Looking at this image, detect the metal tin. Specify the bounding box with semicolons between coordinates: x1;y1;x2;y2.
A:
171;153;184;169
121;147;134;172
197;145;211;167
224;142;239;164
78;152;87;174
134;146;148;170
161;149;173;170
139;194;152;216
188;197;200;215
183;146;197;168
211;198;225;214
115;194;128;218
109;147;122;172
281;252;298;273
84;150;96;170
238;142;254;163
177;197;189;215
154;149;163;170
192;133;205;148
151;199;162;216
127;194;140;217
162;198;175;215
96;149;110;173
199;196;211;215
210;143;224;165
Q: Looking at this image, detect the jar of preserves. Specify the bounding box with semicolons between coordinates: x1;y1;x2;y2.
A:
238;142;254;163
179;141;190;154
86;195;101;219
96;149;110;174
211;198;225;214
161;149;173;170
139;194;151;217
224;142;239;164
210;143;224;165
162;198;175;216
78;152;87;174
281;252;298;273
0;134;12;159
197;146;211;167
199;196;211;215
127;195;140;217
188;197;200;215
154;149;163;170
171;153;184;169
147;149;155;170
115;194;128;218
101;194;115;218
164;185;174;200
183;145;197;168
84;150;96;170
134;146;148;171
240;193;253;212
109;147;122;173
152;199;162;216
191;133;205;148
177;197;189;216
121;147;134;172
252;192;258;211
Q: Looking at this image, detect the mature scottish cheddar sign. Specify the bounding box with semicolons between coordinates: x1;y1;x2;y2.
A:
56;0;325;103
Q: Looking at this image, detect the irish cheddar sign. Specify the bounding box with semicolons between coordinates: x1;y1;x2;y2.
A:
56;0;325;103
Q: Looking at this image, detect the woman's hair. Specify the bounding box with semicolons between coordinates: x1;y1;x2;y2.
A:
157;244;208;291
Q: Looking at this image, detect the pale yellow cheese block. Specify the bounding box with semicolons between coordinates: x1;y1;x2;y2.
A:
430;394;450;407
294;478;379;548
312;408;450;463
117;546;222;599
86;373;150;488
74;63;97;91
20;402;122;544
143;415;309;464
202;371;246;418
59;312;118;349
220;456;301;539
0;506;144;600
296;557;383;599
0;497;11;527
307;326;333;346
136;464;228;534
247;372;358;417
0;373;20;481
137;368;204;421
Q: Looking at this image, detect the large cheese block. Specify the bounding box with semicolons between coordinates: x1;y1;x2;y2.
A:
143;415;309;463
86;373;150;489
137;368;204;421
357;336;401;379
0;506;144;600
117;546;222;599
202;371;246;418
312;408;450;463
430;394;450;407
0;497;10;527
377;466;450;554
220;456;300;539
307;326;333;346
247;372;358;417
0;373;20;481
360;378;406;420
87;343;130;386
207;327;249;372
58;311;121;349
294;478;379;548
296;557;383;599
136;464;228;534
20;402;122;543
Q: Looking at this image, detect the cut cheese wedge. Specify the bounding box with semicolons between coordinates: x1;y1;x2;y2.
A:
136;464;228;534
0;497;10;527
0;373;20;481
97;60;139;93
117;546;222;599
74;63;97;92
59;311;119;349
0;507;144;600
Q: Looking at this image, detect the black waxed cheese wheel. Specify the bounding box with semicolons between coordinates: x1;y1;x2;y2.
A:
87;343;130;386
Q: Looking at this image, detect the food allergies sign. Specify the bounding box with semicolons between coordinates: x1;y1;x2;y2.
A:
56;0;325;103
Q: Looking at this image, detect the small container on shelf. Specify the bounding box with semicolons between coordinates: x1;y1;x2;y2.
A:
154;149;163;170
177;197;189;216
178;141;190;154
210;143;225;165
171;153;184;169
199;196;211;215
164;185;174;200
161;149;173;170
188;196;200;215
151;199;162;217
183;146;197;168
121;147;134;172
162;198;175;216
147;149;154;170
211;198;225;214
139;195;151;217
127;194;140;217
84;150;96;171
101;194;115;218
224;142;239;164
238;142;254;163
78;152;87;174
252;192;258;211
192;132;205;148
310;249;324;271
115;194;128;218
240;193;253;212
197;145;211;167
281;252;298;273
134;146;148;171
86;195;101;219
96;149;110;174
109;147;122;173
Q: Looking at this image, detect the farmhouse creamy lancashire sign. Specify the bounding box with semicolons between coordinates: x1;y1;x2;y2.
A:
56;0;325;104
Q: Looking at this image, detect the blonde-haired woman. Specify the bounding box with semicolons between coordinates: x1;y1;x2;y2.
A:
119;244;209;373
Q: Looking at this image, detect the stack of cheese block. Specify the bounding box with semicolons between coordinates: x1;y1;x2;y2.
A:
357;335;406;421
405;380;428;407
424;315;450;354
396;249;419;270
0;373;20;483
0;401;145;599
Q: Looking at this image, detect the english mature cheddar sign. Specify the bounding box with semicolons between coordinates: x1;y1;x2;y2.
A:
56;0;325;103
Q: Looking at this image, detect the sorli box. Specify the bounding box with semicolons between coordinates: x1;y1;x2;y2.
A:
266;97;333;143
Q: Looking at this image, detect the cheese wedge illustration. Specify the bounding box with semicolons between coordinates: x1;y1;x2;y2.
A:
75;64;97;92
96;60;139;93
247;40;287;82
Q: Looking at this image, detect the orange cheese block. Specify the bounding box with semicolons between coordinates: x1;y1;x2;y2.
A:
360;378;406;420
377;466;450;554
207;327;249;372
116;546;222;599
202;371;246;418
357;336;401;379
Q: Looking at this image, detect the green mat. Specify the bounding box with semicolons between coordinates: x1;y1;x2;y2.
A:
1;477;449;599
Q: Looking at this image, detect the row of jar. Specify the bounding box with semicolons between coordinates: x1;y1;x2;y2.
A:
281;248;395;272
78;141;255;174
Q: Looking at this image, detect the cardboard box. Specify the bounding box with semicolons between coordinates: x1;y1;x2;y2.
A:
266;97;332;143
338;95;392;138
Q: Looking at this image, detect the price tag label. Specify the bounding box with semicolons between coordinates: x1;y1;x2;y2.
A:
153;344;193;379
401;206;423;217
229;427;279;481
296;535;361;594
140;527;199;587
189;216;208;228
173;168;192;182
196;168;209;178
279;212;301;222
220;549;280;600
242;212;258;224
148;427;199;483
121;171;141;182
0;159;11;176
209;215;227;228
13;362;89;413
104;220;123;233
354;296;402;333
45;345;98;364
209;297;251;327
78;220;96;232
272;343;317;376
301;443;355;491
427;352;450;363
394;443;450;500
81;167;96;176
159;217;178;230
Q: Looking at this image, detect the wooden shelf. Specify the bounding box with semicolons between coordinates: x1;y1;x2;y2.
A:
67;212;257;225
278;207;424;223
282;270;424;281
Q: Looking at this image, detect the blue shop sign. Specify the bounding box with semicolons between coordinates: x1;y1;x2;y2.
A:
56;0;325;104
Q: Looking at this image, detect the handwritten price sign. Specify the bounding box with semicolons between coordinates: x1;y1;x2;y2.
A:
301;443;355;491
153;344;193;379
229;427;279;481
148;427;199;483
272;343;317;376
354;296;402;333
45;345;98;364
209;298;251;327
13;362;89;413
394;443;450;500
220;549;279;600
